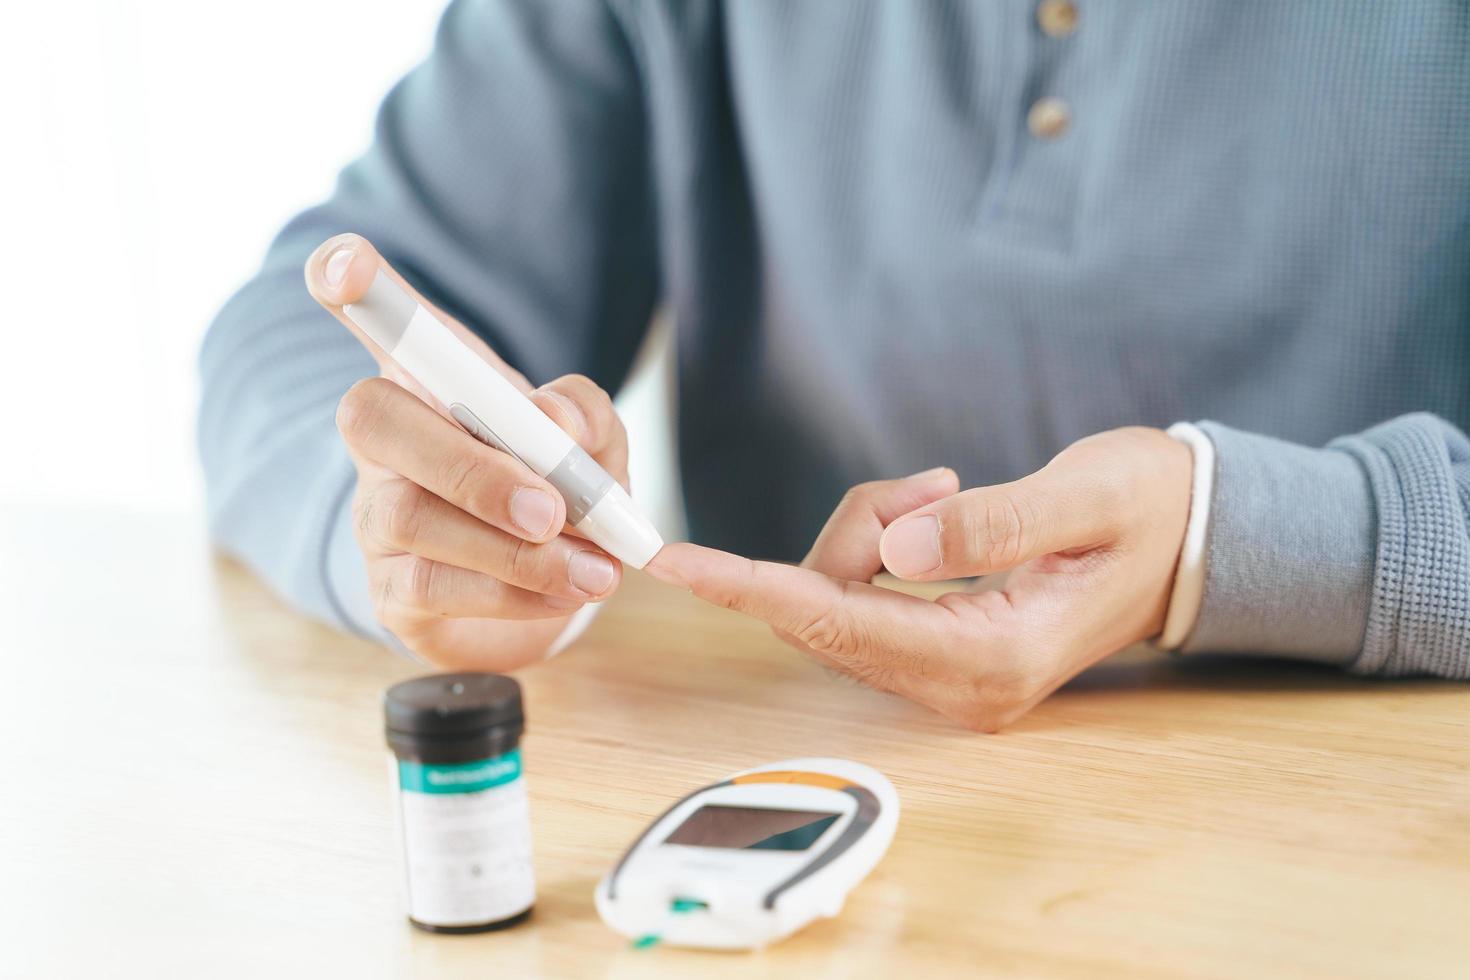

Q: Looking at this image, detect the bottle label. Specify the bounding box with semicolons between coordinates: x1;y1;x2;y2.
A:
399;753;522;793
395;748;535;927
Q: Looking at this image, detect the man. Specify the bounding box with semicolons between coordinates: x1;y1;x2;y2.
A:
202;1;1470;730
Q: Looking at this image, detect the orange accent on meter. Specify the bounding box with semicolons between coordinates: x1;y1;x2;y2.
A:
732;771;852;790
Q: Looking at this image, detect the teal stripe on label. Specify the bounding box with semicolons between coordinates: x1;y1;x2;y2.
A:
399;749;522;794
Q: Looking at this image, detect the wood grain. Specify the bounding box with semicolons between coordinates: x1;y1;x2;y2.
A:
2;504;1466;978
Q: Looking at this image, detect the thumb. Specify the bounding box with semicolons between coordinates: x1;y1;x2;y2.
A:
801;467;960;582
305;233;405;379
305;233;535;396
878;467;1116;581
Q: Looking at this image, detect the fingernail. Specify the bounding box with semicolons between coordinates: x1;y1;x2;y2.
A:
569;551;616;596
882;515;942;576
509;487;557;538
906;466;950;480
323;245;355;289
540;390;588;439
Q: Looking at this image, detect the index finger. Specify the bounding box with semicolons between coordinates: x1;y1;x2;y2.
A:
646;543;960;674
337;376;567;544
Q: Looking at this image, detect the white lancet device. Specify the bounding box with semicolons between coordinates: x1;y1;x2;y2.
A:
595;758;900;950
342;271;663;568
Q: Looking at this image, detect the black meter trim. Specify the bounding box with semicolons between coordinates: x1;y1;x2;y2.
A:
760;785;879;910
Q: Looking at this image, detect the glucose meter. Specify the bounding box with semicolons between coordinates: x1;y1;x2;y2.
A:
595;758;899;950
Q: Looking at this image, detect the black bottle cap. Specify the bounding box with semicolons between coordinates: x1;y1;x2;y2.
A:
384;672;524;740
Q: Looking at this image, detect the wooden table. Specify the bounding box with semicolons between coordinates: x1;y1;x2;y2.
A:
3;504;1468;978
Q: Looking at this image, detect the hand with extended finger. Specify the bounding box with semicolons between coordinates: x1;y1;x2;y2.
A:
646;428;1193;731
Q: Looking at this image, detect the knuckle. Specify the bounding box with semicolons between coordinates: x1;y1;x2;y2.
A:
381;482;430;550
797;610;854;659
507;537;549;591
437;452;499;516
703;562;763;616
351;486;376;542
399;555;441;611
964;494;1034;567
791;591;861;660
377;556;441;617
373;564;408;620
371;568;395;617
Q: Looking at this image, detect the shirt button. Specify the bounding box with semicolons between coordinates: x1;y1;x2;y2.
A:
1037;0;1079;38
1027;97;1071;140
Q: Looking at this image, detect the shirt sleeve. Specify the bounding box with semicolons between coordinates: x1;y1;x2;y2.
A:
1180;413;1470;678
198;0;658;637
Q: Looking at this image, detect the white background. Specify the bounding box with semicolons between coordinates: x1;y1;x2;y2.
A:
0;0;682;530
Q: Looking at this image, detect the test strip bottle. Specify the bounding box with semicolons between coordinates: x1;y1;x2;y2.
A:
384;673;535;933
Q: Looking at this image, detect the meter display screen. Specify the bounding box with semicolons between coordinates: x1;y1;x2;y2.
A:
663;805;841;851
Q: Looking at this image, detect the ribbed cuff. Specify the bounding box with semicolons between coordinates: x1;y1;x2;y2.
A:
1180;422;1374;663
1331;413;1470;678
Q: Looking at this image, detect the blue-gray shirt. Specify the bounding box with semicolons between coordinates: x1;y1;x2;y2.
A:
200;1;1470;676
